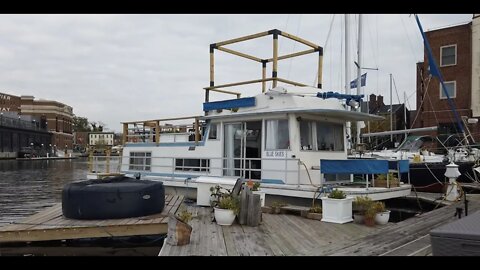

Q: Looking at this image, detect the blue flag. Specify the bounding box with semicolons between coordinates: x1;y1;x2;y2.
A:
350;73;367;89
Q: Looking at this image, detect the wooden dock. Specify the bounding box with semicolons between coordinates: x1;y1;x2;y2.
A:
160;193;480;256
159;206;377;256
0;195;183;244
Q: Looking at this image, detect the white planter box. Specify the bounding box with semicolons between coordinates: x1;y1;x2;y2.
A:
252;190;266;207
321;196;353;224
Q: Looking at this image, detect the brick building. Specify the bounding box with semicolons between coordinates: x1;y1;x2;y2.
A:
0;91;74;152
361;94;409;149
415;15;480;145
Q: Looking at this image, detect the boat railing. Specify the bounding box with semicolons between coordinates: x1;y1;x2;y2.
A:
89;156;123;174
121;116;204;146
111;156;300;185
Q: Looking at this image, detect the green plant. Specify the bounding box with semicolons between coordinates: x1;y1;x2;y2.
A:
353;196;373;214
309;205;322;213
364;204;377;219
271;201;287;208
388;172;397;180
372;201;386;213
328;189;346;199
176;207;193;224
252;181;261;191
210;185;232;207
376;174;387;181
217;195;240;215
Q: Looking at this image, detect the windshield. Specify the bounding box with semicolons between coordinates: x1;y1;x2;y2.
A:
396;136;434;152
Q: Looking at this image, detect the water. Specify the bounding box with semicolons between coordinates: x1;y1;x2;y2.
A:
0;159;162;256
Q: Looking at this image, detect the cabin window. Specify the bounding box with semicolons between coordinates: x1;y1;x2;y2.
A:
129;152;151;171
439;81;456;99
265;119;289;150
316;122;344;151
300;121;313;150
300;120;344;151
440;45;456;67
208;123;218;140
175;158;210;172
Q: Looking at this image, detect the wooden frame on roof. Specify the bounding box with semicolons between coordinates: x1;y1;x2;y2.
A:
205;29;323;102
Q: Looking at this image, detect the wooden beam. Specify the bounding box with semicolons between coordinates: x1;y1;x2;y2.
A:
279;31;320;49
122;116;202;125
272;34;278;88
155;121;160;146
0;223;168;243
265;48;317;62
216;47;262;62
205;88;241;96
318;52;323;88
210;49;214;85
262;62;267;93
194;118;200;145
276;77;307;87
214;31;270;47
205;78;273;90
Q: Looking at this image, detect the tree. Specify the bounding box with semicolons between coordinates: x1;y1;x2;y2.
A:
73;116;92;132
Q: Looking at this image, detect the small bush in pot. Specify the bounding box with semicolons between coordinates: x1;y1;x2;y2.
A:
328;189;346;199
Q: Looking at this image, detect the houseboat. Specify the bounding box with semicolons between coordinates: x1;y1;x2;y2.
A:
109;29;412;201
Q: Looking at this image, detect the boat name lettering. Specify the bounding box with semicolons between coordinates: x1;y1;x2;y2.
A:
265;151;286;158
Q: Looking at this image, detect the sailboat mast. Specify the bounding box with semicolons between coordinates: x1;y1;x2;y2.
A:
345;14;352;150
356;14;363;146
390;73;393;142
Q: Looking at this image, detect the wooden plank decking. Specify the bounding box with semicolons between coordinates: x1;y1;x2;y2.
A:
0;195;184;244
160;193;480;256
159;206;377;256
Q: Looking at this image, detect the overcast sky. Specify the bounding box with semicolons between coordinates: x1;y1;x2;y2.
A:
0;14;473;132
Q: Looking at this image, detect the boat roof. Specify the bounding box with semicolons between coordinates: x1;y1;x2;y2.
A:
202;86;383;122
202;107;383;121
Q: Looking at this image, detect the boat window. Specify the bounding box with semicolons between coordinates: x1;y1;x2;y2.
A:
300;121;313;150
129;152;152;171
316;122;344;151
208;123;218;140
175;158;210;172
265;119;289;150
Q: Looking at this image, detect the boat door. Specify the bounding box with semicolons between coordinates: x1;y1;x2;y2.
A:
223;121;262;179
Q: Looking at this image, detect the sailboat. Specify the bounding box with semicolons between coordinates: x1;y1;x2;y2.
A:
354;15;480;193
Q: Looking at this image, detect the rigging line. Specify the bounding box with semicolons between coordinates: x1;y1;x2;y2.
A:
340;17;344;92
315;14;335;87
365;15;378;68
392;75;402;105
411;74;431;128
425;81;441;128
287;15;302;81
376;14;379;93
401;15;421;62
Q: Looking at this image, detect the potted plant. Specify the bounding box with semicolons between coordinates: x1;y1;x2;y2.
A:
321;189;353;224
251;181;266;207
270;201;287;214
352;196;372;224
166;207;193;246
373;201;390;225
373;173;399;188
364;203;377;227
213;195;239;226
305;204;322;220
